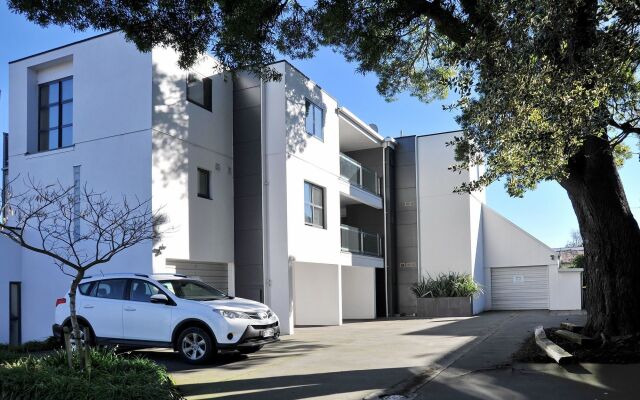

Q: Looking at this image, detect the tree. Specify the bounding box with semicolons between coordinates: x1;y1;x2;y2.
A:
7;0;640;336
566;230;583;248
0;177;163;355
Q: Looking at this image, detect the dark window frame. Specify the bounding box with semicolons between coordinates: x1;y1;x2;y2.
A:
304;181;326;229
186;72;212;111
197;168;211;199
304;99;324;141
37;76;73;152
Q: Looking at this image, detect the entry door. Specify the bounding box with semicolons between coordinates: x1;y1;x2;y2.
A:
122;279;173;343
9;282;21;345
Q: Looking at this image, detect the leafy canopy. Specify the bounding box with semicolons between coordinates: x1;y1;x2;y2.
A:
9;0;640;196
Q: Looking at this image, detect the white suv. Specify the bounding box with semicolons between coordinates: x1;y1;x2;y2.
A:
53;273;280;363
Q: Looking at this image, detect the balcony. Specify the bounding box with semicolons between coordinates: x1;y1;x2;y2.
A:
341;225;382;257
340;153;380;195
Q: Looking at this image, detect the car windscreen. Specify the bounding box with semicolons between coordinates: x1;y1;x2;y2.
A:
159;279;228;301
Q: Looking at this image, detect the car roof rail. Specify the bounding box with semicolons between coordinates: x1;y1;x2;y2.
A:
134;273;149;278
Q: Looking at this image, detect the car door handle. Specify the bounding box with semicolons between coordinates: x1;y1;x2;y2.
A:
124;307;136;311
83;305;94;309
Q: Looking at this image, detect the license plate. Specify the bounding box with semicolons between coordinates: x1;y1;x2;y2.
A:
262;328;274;338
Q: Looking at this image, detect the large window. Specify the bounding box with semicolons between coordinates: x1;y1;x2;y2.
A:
304;181;325;228
187;72;212;111
304;99;324;140
197;168;211;199
38;77;73;152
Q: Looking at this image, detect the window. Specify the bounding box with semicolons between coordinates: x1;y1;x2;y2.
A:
9;282;21;346
90;279;127;300
197;168;211;199
129;279;162;302
304;181;325;228
187;72;212;111
78;282;94;295
159;279;227;301
38;77;73;152
304;100;324;140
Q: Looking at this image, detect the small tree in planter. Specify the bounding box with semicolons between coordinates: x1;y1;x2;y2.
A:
411;273;483;317
0;177;165;369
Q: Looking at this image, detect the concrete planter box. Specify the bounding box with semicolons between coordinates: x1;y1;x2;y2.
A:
416;297;473;317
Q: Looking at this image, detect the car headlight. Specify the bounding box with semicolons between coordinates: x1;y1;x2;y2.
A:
217;309;250;319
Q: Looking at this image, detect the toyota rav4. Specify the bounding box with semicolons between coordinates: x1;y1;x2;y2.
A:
53;273;280;363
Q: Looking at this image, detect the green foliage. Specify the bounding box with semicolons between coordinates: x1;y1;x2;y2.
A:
0;348;182;400
0;337;61;354
411;272;483;298
572;254;586;269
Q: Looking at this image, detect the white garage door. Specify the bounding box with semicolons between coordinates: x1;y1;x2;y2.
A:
167;260;228;293
491;266;549;310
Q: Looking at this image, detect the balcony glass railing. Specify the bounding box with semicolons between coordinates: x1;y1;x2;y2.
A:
341;224;382;257
339;153;381;195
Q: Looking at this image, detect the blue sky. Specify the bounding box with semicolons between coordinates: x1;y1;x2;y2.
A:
1;3;638;248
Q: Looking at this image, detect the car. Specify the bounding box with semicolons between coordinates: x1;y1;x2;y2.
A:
53;273;280;364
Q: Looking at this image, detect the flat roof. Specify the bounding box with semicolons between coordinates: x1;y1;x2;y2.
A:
9;31;117;65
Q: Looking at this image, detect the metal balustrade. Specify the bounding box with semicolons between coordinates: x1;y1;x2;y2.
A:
339;153;381;195
340;224;382;257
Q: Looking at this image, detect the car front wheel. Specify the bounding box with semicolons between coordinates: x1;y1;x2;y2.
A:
177;327;214;364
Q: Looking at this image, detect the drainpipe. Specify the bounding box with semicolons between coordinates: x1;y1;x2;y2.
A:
382;137;396;317
260;78;271;305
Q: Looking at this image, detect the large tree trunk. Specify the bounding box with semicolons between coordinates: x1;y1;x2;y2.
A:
561;135;640;337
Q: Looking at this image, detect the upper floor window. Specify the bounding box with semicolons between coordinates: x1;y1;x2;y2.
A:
197;168;211;199
187;73;212;111
38;77;72;152
305;99;324;140
304;181;325;228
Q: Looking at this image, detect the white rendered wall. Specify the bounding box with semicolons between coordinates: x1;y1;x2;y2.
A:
150;47;234;273
7;32;154;341
550;269;582;310
341;266;376;319
293;262;342;325
481;204;580;310
416;133;486;312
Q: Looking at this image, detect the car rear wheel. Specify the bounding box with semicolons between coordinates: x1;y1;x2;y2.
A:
177;327;214;364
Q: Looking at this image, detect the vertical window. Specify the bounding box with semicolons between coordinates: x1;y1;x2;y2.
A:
9;282;21;346
304;181;325;228
2;133;8;214
38;77;73;152
304;100;324;140
198;168;211;199
187;72;212;111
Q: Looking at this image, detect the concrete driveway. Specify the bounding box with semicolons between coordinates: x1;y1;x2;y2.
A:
137;311;603;400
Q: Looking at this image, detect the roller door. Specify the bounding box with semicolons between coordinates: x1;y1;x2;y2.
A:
491;266;549;310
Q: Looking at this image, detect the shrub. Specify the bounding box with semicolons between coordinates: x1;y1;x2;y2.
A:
571;254;586;269
411;272;483;298
0;337;61;353
0;348;183;400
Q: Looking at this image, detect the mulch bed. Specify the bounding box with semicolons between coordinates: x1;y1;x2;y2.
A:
513;328;640;364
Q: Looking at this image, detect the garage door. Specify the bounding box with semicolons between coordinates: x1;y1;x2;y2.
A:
167;260;229;293
491;266;549;310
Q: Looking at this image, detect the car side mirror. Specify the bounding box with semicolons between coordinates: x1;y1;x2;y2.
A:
150;294;169;304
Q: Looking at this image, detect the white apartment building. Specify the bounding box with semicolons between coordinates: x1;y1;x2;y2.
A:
0;32;582;344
